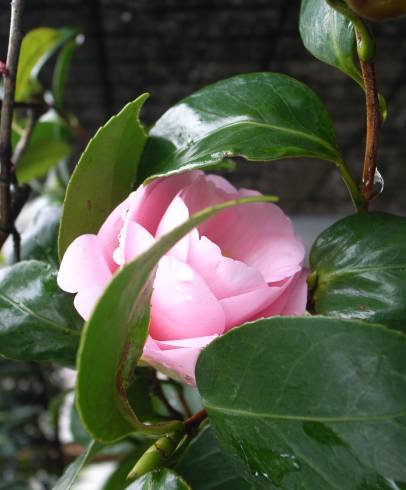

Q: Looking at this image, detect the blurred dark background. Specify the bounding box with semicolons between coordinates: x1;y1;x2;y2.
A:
1;0;405;214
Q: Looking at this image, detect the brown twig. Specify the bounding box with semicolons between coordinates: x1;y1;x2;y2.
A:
0;100;90;145
0;99;48;112
0;0;25;250
356;30;381;211
184;409;207;433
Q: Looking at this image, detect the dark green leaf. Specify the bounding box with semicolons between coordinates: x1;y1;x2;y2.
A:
127;368;172;422
16;27;77;101
17;199;61;266
0;260;82;367
176;426;253;489
52;34;82;109
15;112;72;183
196;317;406;489
54;440;101;490
125;469;190;490
77;194;276;443
300;0;361;84
139;73;341;181
299;0;388;120
58;94;148;258
3;197;61;266
310;212;406;333
102;444;152;490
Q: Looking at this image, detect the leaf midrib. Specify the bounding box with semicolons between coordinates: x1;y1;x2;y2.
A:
204;402;405;423
0;291;80;337
154;118;339;169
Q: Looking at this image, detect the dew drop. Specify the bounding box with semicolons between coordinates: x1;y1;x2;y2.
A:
372;166;384;199
235;441;301;487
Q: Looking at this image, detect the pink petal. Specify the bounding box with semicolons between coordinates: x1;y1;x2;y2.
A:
133;171;202;235
73;285;106;320
253;270;308;319
142;335;217;386
57;235;112;293
280;269;309;315
180;174;233;217
156;336;217;349
188;235;267;298
220;286;286;331
204;198;305;282
97;198;130;271
112;186;156;266
205;174;237;194
240;234;305;282
150;256;225;341
122;222;155;262
155;196;190;261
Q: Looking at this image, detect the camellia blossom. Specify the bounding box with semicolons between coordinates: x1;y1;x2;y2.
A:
58;171;307;385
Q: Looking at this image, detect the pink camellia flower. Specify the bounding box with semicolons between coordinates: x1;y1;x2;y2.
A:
58;171;307;385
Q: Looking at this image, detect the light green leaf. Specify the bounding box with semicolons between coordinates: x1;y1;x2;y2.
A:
138;72;342;182
54;440;101;490
0;260;82;367
52;33;82;109
125;469;190;490
58;94;148;259
310;211;406;334
196;317;406;489
14;111;72;183
16;27;77;101
77;194;277;443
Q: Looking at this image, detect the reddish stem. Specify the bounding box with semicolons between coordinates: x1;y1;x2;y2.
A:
357;31;381;211
184;409;207;433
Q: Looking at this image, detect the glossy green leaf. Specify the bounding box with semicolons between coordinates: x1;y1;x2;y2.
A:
300;0;362;84
3;197;61;266
77;194;276;443
58;94;148;259
175;426;252;489
299;0;388;120
17;201;61;266
196;317;406;489
139;73;341;181
52;34;82;109
310;212;406;334
15;112;72;183
54;440;101;490
125;469;190;490
0;260;82;367
16;27;77;101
